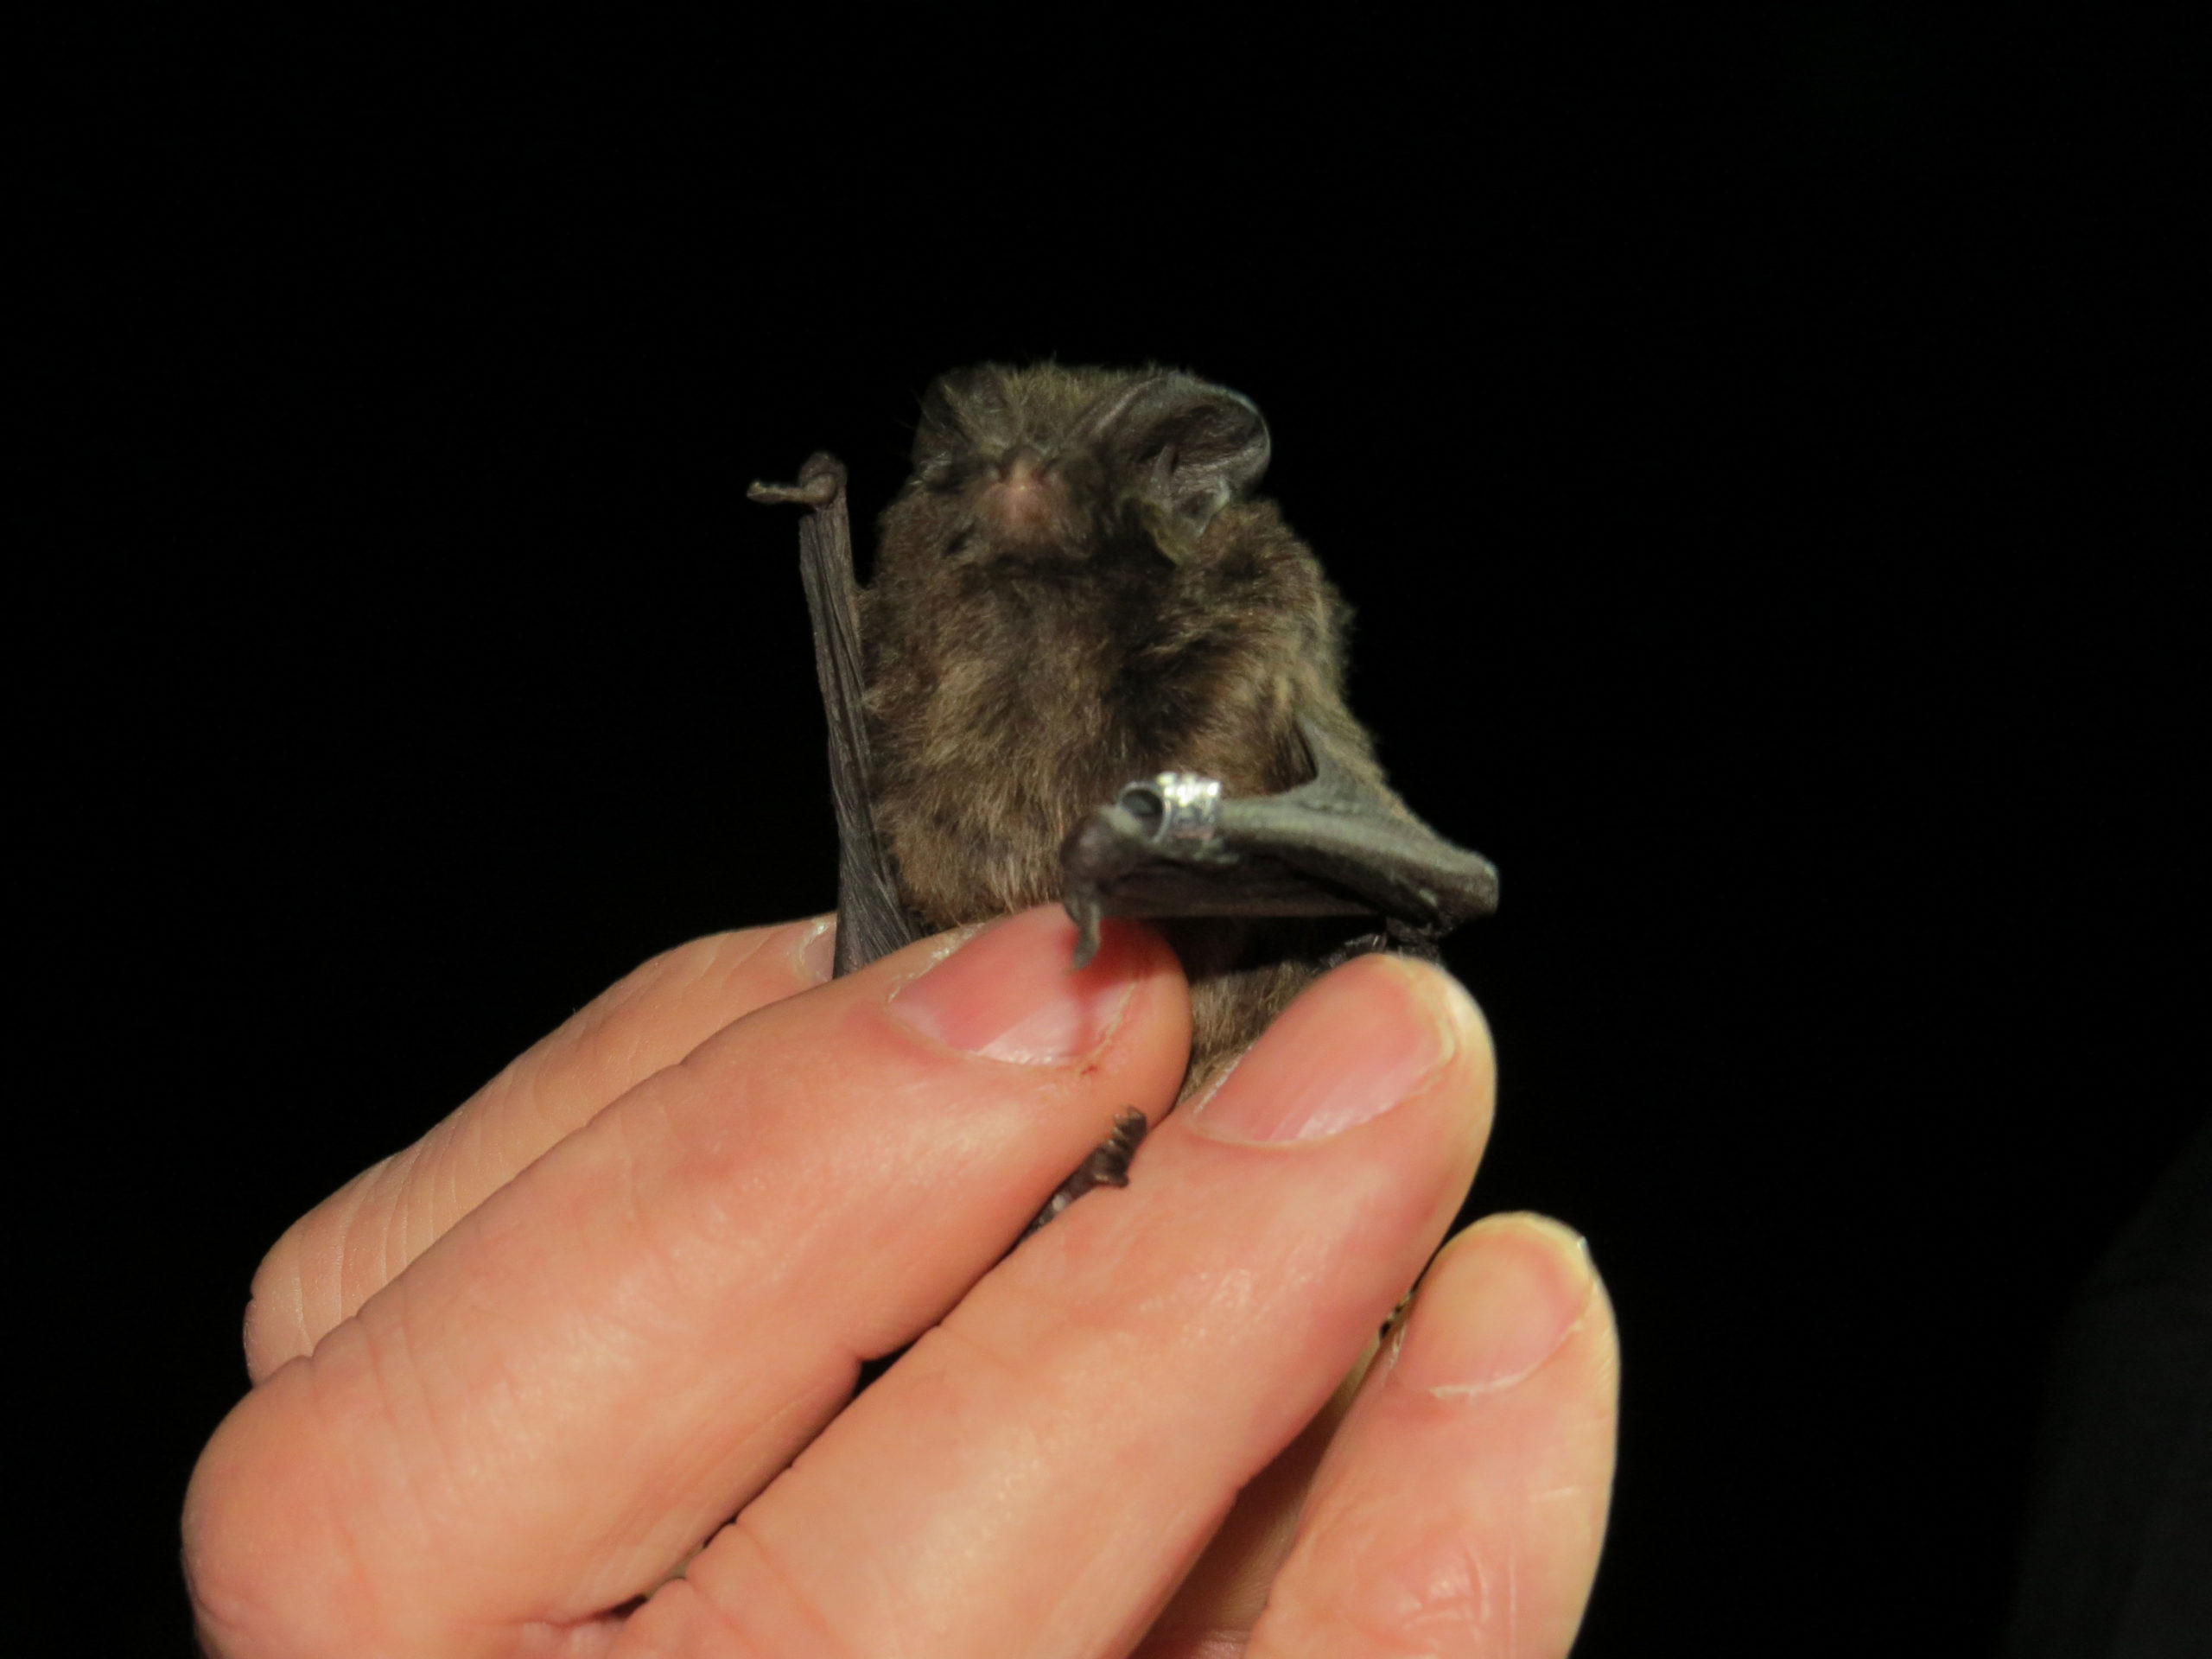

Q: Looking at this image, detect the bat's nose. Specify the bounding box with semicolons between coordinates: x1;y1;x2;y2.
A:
987;444;1059;537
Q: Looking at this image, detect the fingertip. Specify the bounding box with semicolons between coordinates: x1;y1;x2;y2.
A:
1393;1214;1602;1400
1185;954;1491;1147
1249;1211;1618;1656
1382;955;1497;1122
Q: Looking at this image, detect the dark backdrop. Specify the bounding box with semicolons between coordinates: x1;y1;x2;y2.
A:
31;15;2198;1654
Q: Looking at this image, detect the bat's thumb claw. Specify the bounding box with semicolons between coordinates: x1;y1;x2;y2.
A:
1065;892;1103;969
747;476;836;508
747;454;847;509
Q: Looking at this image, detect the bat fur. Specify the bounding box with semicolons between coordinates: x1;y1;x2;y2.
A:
851;362;1471;1102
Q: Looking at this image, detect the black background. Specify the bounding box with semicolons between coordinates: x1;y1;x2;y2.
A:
29;14;2200;1654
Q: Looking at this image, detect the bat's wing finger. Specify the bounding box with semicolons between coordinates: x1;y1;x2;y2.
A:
751;453;926;976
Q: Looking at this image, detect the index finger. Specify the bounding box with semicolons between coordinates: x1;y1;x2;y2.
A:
245;915;836;1379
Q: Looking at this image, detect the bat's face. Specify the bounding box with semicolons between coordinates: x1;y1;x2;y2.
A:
877;364;1270;578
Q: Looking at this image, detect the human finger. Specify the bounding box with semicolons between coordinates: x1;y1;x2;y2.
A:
620;954;1495;1659
245;915;836;1379
185;907;1190;1659
1243;1212;1618;1659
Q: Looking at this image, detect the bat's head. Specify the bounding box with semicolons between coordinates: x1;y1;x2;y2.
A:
881;364;1271;574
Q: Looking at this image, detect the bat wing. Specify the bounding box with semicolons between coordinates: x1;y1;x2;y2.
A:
748;454;925;976
1060;714;1498;967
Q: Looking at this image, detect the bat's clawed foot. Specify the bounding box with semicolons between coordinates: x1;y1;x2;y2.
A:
1020;1109;1150;1238
1084;1108;1150;1187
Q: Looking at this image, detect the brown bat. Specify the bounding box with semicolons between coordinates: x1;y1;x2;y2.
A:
751;364;1497;1228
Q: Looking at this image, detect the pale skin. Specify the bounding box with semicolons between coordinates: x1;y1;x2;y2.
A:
183;906;1619;1657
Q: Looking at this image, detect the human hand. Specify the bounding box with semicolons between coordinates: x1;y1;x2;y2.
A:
184;906;1617;1656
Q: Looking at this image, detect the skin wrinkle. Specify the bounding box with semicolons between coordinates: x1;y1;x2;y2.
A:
476;1081;859;1593
1019;1202;1325;1378
562;984;654;1112
617;1062;817;1298
321;1392;399;1652
1075;1486;1237;1659
312;1160;393;1365
882;1324;1070;1583
432;1224;683;1628
400;1213;537;1471
925;1289;1068;1389
1266;1239;1611;1657
681;1506;876;1659
1228;1164;1433;1332
252;1172;343;1372
581;929;773;1086
1115;1260;1263;1350
1261;1433;1522;1656
385;1272;486;1563
321;1148;417;1363
384;1149;423;1306
1423;1538;1488;1638
327;926;804;1370
1389;1538;1491;1656
979;1242;1173;1355
570;1194;831;1522
254;919;838;1412
1153;1352;1373;1646
410;1132;451;1281
806;1319;1114;1651
592;1384;830;1625
862;1191;1345;1648
439;1105;477;1253
1179;1141;1411;1306
308;1319;435;1645
604;1080;719;1296
691;1374;855;1544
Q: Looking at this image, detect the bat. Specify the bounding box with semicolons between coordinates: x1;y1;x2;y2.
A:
750;364;1497;1230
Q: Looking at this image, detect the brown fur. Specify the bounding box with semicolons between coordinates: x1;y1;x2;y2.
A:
861;364;1410;1098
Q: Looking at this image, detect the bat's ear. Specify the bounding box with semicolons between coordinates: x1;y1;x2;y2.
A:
1088;374;1272;533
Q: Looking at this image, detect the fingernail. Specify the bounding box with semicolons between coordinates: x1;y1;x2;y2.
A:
1394;1216;1597;1397
1188;956;1460;1142
794;917;837;984
890;906;1138;1064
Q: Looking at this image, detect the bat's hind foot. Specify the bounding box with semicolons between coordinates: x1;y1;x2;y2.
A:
1021;1109;1149;1238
